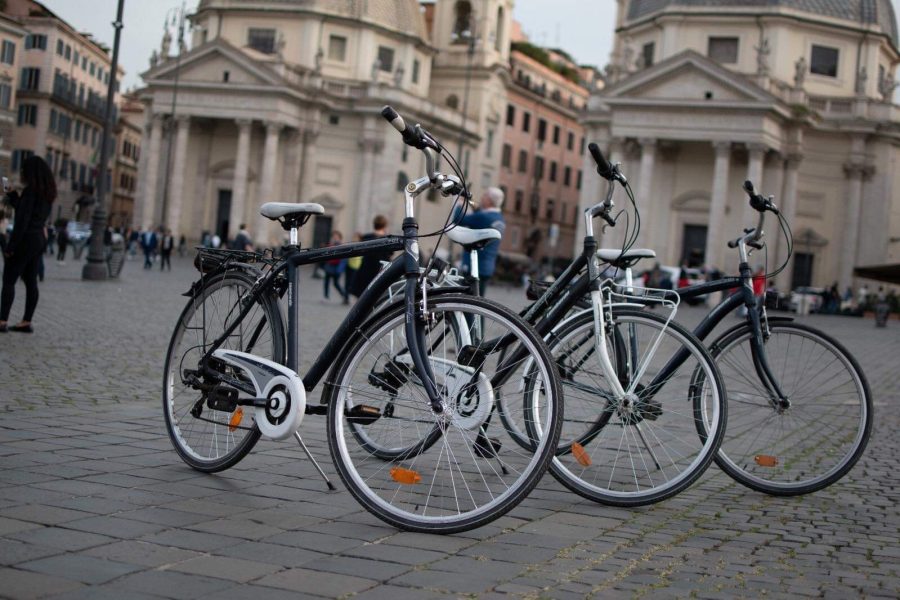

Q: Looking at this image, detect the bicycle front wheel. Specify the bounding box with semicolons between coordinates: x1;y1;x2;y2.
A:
707;321;872;495
547;309;726;506
324;294;562;533
163;270;285;472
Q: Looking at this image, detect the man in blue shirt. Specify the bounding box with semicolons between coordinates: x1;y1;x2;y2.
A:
454;187;505;295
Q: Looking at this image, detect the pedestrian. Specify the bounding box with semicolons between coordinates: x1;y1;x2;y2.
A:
128;228;140;258
141;228;158;269
322;231;347;303
231;224;253;252
452;187;506;296
857;283;869;310
211;232;221;249
45;224;56;256
56;221;68;262
160;228;174;271
177;234;187;257
349;215;392;297
875;286;889;327
0;156;56;333
345;232;362;299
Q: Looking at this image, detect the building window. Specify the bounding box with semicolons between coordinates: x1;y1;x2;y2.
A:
17;104;37;126
377;46;394;72
641;42;655;68
810;45;839;78
81;56;87;69
708;37;739;64
545;199;555;220
25;34;47;51
552;125;560;145
0;83;11;109
486;129;494;158
20;67;40;90
576;169;582;190
248;28;276;54
411;59;420;84
567;131;574;151
501;143;512;168
327;34;347;62
73;50;79;64
49;108;57;131
518;150;528;173
11;149;34;172
506;104;515;126
514;189;524;213
549;161;557;182
537;118;547;142
564;166;572;187
89;62;95;76
452;1;473;41
522;112;530;133
56;39;64;55
223;70;229;82
1;40;15;65
534;156;544;180
64;44;71;60
579;137;585;155
446;94;459;109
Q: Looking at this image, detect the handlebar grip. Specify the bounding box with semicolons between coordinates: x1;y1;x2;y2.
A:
727;239;740;248
381;105;407;134
743;179;756;196
588;142;615;180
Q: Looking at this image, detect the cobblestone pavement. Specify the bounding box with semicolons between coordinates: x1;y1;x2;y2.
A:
0;256;898;599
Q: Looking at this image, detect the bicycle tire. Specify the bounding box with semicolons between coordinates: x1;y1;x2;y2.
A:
163;269;285;472
323;293;563;533
705;321;872;495
546;308;726;507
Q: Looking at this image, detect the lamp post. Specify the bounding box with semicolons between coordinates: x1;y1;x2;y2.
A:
159;2;187;229
454;20;477;161
82;0;125;281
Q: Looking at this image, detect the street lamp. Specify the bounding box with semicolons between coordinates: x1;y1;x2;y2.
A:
454;20;477;161
159;2;187;230
82;0;125;281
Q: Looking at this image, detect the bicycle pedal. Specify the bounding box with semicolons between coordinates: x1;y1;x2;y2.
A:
473;431;502;458
207;385;239;413
368;361;409;392
458;345;488;370
345;404;381;425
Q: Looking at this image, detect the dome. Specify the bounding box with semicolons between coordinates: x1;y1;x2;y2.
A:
196;0;428;41
626;0;898;48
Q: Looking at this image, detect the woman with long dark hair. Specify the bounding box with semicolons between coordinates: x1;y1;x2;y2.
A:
0;156;56;333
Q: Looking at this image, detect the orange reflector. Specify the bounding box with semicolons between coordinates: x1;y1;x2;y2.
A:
572;442;592;467
390;466;421;485
229;407;244;431
755;455;778;467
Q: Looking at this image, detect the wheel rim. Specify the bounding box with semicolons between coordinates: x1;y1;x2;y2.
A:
331;299;557;525
713;324;868;490
550;312;722;501
164;275;279;464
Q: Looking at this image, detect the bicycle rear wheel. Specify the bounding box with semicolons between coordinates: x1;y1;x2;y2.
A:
324;294;562;533
546;309;726;506
163;270;284;472
707;321;872;495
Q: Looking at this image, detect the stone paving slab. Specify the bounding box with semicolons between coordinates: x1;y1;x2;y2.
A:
0;257;898;598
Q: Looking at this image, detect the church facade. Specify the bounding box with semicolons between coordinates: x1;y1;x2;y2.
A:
580;0;900;292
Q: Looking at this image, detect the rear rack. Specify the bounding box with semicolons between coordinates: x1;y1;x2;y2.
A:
194;246;279;274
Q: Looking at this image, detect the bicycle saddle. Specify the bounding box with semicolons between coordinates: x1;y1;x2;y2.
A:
260;203;325;220
597;248;656;268
447;226;501;250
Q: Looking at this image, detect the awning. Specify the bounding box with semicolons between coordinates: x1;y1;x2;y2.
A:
854;264;900;285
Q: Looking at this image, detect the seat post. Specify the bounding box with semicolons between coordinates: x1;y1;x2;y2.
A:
469;248;479;281
289;226;298;246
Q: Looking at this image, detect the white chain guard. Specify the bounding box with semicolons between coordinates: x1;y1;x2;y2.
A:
211;349;305;440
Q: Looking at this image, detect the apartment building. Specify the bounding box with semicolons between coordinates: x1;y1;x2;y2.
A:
110;92;142;228
0;14;26;179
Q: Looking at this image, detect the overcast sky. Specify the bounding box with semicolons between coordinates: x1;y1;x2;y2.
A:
39;0;617;91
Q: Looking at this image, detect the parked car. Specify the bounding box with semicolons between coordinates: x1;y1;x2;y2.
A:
789;286;824;314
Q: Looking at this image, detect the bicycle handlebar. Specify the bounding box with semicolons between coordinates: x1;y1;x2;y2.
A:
381;105;439;153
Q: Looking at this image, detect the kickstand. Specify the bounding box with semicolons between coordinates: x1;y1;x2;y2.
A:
294;431;336;491
634;423;662;471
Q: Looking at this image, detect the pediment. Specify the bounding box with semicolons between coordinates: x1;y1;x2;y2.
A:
604;50;775;104
143;40;284;87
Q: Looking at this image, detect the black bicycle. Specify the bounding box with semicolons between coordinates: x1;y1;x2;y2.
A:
162;106;563;534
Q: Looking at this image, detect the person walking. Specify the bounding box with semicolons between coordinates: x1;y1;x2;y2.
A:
453;187;506;296
322;231;347;303
141;228;158;269
0;156;56;333
160;229;174;271
349;215;392;298
56;222;69;263
177;234;187;257
345;232;362;300
231;224;253;252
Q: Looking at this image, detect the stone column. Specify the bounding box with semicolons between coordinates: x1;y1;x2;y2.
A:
355;136;382;233
774;154;800;292
165;115;191;235
744;143;766;228
704;141;732;271
298;127;319;202
140;114;164;229
229;119;253;241
839;163;866;291
255;121;282;247
636;138;657;246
